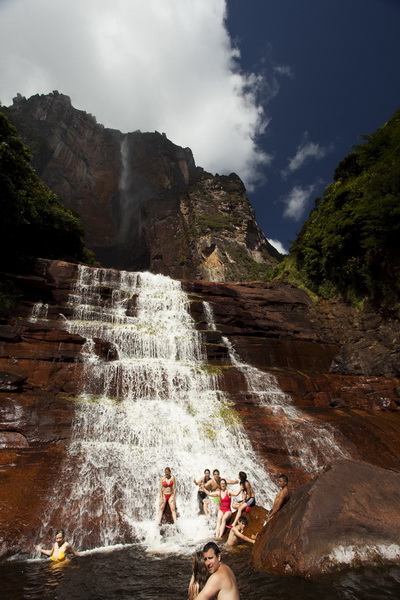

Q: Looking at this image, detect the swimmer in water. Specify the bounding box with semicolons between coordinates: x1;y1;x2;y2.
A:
226;516;255;547
35;529;80;561
187;549;209;599
195;541;239;599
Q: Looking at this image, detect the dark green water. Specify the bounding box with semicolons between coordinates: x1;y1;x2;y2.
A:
1;545;400;599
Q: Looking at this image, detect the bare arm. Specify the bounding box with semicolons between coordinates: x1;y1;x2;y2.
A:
172;476;177;497
231;526;255;544
66;543;81;557
202;487;219;497
35;544;53;557
268;488;288;520
195;572;222;600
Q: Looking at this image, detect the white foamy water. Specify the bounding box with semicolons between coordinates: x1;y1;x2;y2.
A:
328;543;400;565
202;301;350;473
40;267;276;552
29;301;48;322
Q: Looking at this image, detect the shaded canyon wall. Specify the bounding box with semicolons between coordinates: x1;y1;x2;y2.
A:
3;92;279;279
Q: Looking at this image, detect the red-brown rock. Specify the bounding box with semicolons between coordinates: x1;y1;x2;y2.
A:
252;459;400;576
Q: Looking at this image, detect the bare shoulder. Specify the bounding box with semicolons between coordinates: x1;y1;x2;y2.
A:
221;563;237;582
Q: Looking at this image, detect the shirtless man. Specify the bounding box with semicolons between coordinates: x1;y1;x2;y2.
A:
226;516;255;547
204;469;238;492
264;474;290;525
195;541;239;599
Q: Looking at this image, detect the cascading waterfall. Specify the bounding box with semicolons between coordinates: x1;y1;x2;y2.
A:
40;266;276;552
203;301;350;473
29;301;48;322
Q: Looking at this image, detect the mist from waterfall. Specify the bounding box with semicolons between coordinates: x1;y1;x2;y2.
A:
203;301;351;473
40;266;276;552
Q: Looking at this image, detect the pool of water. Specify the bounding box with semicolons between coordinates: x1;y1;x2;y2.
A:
2;545;400;599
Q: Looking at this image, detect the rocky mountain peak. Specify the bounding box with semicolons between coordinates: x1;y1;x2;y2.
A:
3;92;280;278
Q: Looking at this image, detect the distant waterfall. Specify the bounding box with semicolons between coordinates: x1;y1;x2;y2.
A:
42;266;276;551
203;302;351;473
118;135;133;242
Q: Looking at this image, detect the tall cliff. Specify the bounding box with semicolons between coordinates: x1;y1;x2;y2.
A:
3;92;280;279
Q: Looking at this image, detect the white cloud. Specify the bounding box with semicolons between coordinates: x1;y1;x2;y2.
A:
0;0;273;188
281;132;332;178
267;238;288;255
282;183;317;221
273;64;293;78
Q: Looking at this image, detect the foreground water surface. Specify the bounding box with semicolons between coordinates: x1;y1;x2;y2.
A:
2;545;400;600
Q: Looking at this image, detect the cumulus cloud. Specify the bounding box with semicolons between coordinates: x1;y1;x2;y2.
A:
0;0;272;188
281;132;332;178
282;183;317;221
267;238;288;255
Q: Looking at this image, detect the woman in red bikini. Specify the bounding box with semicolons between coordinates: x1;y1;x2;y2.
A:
158;466;177;525
202;478;236;539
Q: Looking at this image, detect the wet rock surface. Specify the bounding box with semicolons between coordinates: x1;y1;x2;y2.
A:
252;459;400;576
0;259;399;566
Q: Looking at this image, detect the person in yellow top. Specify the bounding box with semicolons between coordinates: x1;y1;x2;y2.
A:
35;529;81;562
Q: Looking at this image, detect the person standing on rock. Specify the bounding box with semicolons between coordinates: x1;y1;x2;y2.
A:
158;466;177;525
194;541;239;599
194;469;212;517
263;474;290;525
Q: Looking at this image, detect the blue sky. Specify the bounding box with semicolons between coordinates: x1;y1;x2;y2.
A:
0;0;399;255
226;0;400;252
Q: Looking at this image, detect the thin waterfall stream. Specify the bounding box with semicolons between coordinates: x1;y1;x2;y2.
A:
202;301;351;473
39;266;276;552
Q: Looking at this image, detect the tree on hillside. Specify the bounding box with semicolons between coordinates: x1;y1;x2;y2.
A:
0;111;88;269
278;108;400;310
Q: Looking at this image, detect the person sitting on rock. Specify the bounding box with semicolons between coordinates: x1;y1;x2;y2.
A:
226;516;256;547
263;474;290;525
230;471;255;528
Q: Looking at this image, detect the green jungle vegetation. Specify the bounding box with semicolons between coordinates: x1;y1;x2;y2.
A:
276;108;400;311
0;111;93;317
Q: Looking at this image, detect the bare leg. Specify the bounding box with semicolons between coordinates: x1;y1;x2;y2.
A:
231;501;246;527
219;511;232;537
168;497;177;522
203;497;210;518
158;496;166;525
215;511;224;538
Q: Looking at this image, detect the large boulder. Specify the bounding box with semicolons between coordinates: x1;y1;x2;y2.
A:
252;459;400;576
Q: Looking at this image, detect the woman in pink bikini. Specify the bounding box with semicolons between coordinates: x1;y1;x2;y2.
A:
158;466;177;525
202;478;236;539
